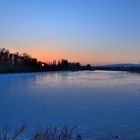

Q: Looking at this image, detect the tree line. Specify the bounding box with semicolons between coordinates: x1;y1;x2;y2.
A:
0;48;46;73
45;59;93;71
0;48;93;73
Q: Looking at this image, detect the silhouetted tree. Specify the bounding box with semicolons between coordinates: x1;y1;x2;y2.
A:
0;48;46;73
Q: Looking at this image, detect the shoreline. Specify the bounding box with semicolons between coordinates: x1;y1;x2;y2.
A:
0;69;95;75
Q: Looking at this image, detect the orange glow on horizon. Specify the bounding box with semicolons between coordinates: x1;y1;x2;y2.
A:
29;50;139;66
3;41;140;66
7;48;138;66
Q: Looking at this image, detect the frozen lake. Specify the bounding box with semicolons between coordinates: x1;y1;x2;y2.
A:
0;71;140;136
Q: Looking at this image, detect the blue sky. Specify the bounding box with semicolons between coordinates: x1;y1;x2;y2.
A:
0;0;140;64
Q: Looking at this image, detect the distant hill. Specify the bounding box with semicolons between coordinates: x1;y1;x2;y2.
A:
94;64;140;73
98;64;140;68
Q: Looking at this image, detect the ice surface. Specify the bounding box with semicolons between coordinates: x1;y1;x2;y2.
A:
0;71;140;137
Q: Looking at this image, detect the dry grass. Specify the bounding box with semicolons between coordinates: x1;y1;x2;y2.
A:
0;125;83;140
0;124;26;140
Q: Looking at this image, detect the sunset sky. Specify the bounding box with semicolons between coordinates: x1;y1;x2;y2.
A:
0;0;140;65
